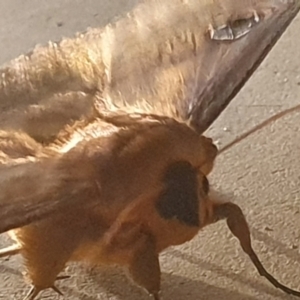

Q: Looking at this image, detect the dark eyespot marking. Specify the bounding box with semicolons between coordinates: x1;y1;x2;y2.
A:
156;161;200;227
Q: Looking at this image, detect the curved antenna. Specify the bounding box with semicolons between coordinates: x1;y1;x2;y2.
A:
218;104;300;155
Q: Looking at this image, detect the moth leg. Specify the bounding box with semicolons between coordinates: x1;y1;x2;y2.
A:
127;234;161;300
212;201;300;297
0;242;70;298
24;286;40;300
101;223;161;299
0;243;21;258
23;284;64;300
16;221;78;299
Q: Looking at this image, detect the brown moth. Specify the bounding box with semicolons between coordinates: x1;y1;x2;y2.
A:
0;0;299;299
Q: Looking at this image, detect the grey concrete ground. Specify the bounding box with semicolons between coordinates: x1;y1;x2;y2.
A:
0;1;299;299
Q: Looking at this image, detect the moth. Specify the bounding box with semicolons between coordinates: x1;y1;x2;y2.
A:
0;0;299;299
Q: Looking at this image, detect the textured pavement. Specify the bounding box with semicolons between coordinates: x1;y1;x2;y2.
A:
0;1;299;299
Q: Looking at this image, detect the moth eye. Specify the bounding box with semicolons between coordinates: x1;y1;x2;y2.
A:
208;12;260;41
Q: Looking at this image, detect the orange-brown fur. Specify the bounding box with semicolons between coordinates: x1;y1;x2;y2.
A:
2;113;300;299
6;118;217;297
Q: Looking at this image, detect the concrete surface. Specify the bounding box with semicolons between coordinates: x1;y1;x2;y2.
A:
0;1;299;299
